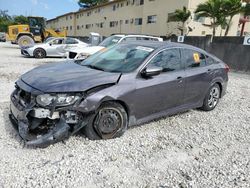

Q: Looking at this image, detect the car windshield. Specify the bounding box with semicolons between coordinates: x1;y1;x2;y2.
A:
99;36;122;48
81;44;155;73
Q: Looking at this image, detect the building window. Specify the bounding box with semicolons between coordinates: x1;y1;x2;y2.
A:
135;18;143;25
135;0;144;5
70;16;72;19
86;24;91;29
66;16;68;20
125;20;129;24
113;5;116;11
110;21;118;27
70;26;72;30
66;26;68;30
87;12;91;16
147;15;157;24
77;25;80;30
110;21;115;27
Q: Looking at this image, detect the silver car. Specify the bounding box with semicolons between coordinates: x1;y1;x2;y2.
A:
21;37;88;58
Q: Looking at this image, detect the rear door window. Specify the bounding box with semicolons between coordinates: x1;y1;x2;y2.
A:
206;56;218;65
182;49;206;69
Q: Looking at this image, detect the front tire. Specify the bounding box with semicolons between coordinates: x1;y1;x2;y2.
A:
83;102;128;140
201;84;220;111
33;48;46;58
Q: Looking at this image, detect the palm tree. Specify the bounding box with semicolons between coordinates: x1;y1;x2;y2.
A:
222;0;243;36
173;6;191;35
195;0;224;36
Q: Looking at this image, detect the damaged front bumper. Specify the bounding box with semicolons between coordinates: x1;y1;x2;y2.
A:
9;88;90;148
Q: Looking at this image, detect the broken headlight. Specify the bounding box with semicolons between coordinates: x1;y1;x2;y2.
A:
36;94;80;107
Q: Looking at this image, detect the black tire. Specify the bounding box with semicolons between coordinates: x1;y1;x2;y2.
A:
200;83;221;111
83;102;128;140
33;48;46;58
17;35;35;48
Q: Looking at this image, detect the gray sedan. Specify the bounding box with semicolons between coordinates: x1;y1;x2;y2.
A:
21;37;88;58
10;42;229;147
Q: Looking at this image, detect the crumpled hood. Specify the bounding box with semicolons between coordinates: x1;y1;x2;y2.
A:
20;61;121;93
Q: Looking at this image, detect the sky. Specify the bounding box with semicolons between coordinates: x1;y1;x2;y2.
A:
0;0;80;20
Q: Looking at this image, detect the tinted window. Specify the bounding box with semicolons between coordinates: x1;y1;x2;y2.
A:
182;49;206;68
148;49;182;72
65;38;78;44
51;38;64;45
206;56;217;65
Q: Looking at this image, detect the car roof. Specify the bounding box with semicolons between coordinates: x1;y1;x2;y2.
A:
113;34;162;39
120;41;209;54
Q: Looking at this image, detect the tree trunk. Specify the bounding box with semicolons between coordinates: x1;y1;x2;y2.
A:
212;18;216;36
182;22;185;36
224;16;233;36
213;26;216;36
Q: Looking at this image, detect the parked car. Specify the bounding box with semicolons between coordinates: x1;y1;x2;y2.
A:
0;32;6;42
21;37;88;58
9;41;229;147
68;34;163;60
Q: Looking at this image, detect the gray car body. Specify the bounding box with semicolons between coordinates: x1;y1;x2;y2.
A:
10;42;228;147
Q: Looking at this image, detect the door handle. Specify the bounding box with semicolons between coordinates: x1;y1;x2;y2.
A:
177;76;183;83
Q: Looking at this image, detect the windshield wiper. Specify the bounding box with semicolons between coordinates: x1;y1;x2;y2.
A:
84;64;105;71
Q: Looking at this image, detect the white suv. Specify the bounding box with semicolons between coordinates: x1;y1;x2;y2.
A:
68;34;163;60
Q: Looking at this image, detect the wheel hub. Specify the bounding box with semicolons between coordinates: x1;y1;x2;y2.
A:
94;108;122;137
208;87;219;108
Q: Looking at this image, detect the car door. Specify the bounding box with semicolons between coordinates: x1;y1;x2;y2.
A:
47;38;65;56
64;38;79;50
134;48;186;119
181;49;214;105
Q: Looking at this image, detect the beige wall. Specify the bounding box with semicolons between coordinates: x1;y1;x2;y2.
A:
46;0;248;37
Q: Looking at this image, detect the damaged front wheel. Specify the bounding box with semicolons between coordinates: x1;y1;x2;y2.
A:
83;102;128;140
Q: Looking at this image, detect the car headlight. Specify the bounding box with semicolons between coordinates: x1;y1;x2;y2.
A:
36;94;80;107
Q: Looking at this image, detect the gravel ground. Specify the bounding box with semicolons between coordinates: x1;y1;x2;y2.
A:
0;42;249;188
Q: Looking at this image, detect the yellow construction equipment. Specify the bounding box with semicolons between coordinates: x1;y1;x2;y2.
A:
8;16;66;47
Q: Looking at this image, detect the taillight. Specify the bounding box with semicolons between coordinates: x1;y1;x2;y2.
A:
225;64;230;73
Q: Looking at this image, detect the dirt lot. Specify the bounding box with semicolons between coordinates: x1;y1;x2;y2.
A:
0;42;249;188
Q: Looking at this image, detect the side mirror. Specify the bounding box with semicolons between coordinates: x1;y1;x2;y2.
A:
141;66;163;77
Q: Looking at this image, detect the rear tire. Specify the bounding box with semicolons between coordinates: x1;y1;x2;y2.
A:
17;35;35;48
83;102;128;140
200;84;220;111
34;48;46;58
